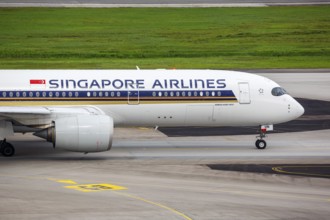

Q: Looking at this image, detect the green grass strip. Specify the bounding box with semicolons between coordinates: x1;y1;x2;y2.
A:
0;7;329;69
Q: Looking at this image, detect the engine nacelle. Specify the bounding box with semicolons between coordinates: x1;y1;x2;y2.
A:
34;115;113;153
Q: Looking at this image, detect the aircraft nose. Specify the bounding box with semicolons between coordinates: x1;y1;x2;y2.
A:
293;99;305;118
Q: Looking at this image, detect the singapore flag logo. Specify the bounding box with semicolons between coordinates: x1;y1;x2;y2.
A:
30;79;46;89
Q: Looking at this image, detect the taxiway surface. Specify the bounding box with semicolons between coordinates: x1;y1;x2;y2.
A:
1;71;330;220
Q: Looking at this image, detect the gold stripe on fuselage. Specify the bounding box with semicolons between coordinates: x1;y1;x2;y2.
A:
0;99;238;106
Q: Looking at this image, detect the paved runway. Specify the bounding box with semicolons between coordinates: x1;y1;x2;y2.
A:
0;70;330;219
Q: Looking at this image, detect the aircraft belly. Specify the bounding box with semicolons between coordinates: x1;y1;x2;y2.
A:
185;105;214;126
101;103;262;127
99;104;187;127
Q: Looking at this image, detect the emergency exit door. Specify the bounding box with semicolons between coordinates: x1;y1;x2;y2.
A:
128;90;140;105
238;82;251;104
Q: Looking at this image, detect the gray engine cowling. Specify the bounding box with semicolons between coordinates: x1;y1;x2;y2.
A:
34;115;113;153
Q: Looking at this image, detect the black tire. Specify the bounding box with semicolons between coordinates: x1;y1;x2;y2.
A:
255;139;267;149
1;142;15;157
255;140;260;148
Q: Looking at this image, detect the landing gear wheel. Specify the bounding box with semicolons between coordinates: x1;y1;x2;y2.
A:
255;139;267;149
0;142;15;157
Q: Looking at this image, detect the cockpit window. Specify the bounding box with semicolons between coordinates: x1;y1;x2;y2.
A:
271;87;287;96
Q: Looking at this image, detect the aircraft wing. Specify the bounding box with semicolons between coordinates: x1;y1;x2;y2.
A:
0;106;104;126
0;106;51;115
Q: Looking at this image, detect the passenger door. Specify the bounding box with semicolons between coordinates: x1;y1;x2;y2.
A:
127;86;140;105
238;82;251;104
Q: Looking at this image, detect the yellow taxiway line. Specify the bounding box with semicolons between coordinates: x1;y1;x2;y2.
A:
49;178;192;220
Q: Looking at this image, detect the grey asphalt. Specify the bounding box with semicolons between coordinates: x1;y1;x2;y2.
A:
1;70;330;220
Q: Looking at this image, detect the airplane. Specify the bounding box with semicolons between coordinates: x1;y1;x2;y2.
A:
0;69;304;157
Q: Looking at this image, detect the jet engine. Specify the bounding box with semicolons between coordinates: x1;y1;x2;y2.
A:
34;115;113;153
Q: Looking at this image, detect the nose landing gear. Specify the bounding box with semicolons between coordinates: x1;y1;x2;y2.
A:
255;138;267;149
255;125;273;149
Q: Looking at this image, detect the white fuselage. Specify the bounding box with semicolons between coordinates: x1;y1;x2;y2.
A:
0;69;304;128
